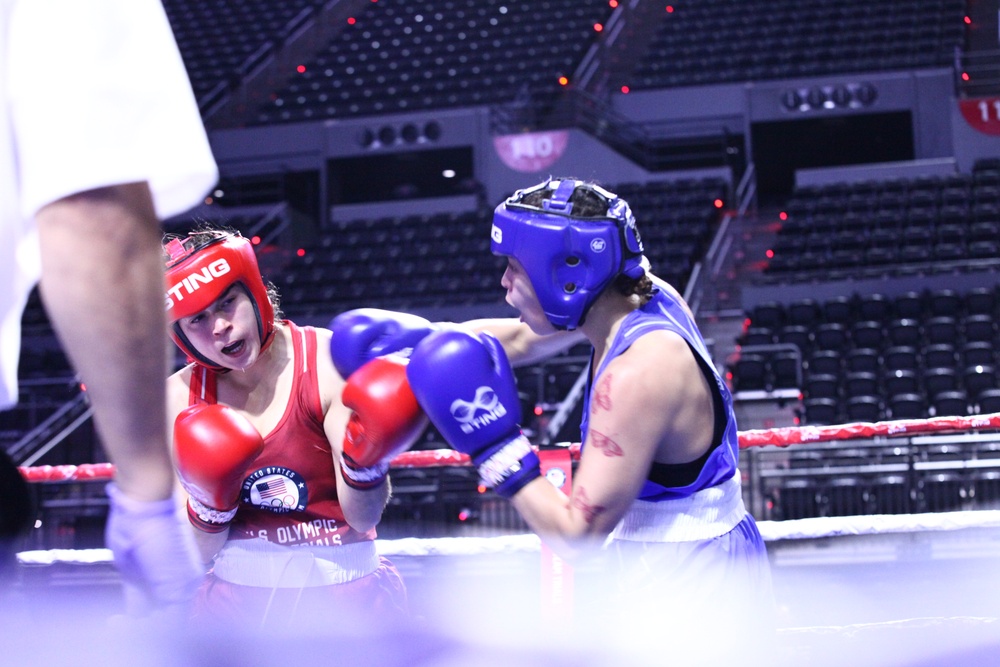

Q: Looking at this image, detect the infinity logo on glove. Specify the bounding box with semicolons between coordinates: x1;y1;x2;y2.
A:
450;386;508;434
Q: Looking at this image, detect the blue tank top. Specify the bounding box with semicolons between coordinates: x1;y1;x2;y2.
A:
580;279;740;501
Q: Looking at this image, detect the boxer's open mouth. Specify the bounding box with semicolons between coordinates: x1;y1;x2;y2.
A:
222;340;245;356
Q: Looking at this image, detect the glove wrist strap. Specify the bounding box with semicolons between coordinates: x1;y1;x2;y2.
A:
477;435;541;498
186;497;237;533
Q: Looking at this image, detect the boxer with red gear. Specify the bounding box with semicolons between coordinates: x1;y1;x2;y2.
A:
163;228;413;628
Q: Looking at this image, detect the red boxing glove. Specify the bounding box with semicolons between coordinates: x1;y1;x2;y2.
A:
340;356;428;489
173;404;264;532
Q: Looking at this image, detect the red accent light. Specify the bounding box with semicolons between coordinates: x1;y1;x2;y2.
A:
477;484;487;494
458;509;470;522
779;211;788;220
204;197;213;205
347;16;356;24
621;85;630;94
296;65;306;73
534;405;543;416
80;382;87;393
251;236;261;245
765;249;774;259
714;198;724;208
962;72;970;81
594;23;603;32
609;0;618;6
558;76;569;86
666;5;674;12
297;248;306;257
964;15;972;24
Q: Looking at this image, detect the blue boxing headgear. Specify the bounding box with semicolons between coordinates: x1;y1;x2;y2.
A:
491;179;645;330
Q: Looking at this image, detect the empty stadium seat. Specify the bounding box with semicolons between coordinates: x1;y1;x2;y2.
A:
932;390;969;417
732;353;769;392
844;371;879;398
888;392;926;419
845;395;882;422
922;343;957;370
804;397;839;425
923;367;959;399
963;364;998;401
807;349;842;376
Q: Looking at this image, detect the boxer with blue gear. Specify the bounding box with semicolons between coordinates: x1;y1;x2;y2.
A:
164;232;275;370
490;179;644;331
454;178;773;652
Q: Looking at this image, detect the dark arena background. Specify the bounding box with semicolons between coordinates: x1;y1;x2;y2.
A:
5;1;1000;664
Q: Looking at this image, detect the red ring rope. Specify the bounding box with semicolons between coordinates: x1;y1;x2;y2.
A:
17;413;1000;483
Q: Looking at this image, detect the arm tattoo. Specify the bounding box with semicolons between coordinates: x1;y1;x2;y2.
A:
571;486;606;526
590;429;624;457
592;373;613;413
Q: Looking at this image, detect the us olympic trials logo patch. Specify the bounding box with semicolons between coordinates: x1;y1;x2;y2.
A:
241;466;307;513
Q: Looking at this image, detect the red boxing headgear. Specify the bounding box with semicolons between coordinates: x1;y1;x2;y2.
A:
164;233;275;370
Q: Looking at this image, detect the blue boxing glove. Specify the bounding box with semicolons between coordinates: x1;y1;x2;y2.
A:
330;308;436;379
407;330;540;498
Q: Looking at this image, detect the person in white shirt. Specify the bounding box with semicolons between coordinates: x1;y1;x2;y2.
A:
0;0;218;615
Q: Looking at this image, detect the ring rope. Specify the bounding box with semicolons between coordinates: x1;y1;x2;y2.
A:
17;412;1000;483
736;412;1000;448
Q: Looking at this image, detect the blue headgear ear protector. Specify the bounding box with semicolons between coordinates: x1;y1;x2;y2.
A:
490;179;644;330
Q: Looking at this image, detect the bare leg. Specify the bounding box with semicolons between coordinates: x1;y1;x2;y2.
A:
34;181;173;500
35;182;201;611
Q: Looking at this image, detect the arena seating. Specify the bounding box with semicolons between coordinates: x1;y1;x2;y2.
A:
252;0;615;124
163;0;326;107
276;209;505;315
762;167;1000;284
729;160;1000;428
730;287;1000;424
630;0;967;90
162;0;968;118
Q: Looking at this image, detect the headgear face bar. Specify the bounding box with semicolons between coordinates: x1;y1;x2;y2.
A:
164;233;275;370
490;179;645;330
